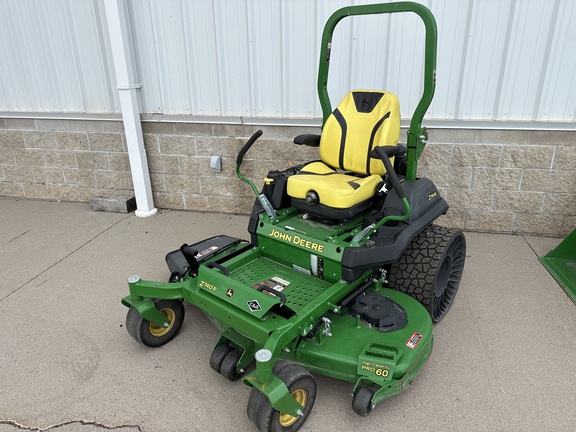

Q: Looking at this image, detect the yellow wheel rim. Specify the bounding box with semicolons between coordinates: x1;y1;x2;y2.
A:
279;389;307;427
149;308;175;337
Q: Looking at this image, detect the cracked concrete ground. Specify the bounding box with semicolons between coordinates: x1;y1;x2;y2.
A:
1;198;575;432
0;420;140;431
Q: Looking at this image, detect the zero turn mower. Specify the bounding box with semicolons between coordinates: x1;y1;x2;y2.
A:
122;3;466;431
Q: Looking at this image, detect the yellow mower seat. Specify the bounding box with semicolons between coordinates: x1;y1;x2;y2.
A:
287;90;400;219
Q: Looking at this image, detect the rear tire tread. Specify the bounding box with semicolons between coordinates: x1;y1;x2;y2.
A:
388;224;466;322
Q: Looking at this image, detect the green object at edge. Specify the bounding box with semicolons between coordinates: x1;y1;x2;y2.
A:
539;229;576;304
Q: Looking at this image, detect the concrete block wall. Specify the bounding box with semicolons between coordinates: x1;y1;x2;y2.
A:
0;118;134;203
420;129;576;236
141;122;320;215
0;117;574;236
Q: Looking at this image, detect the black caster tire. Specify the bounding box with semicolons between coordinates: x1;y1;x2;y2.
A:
125;299;185;347
210;343;234;373
389;224;466;323
220;349;243;381
352;386;374;416
247;361;316;432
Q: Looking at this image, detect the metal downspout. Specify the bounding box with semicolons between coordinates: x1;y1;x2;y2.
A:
103;0;157;217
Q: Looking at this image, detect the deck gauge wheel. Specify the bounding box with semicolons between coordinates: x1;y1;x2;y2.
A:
352;386;375;416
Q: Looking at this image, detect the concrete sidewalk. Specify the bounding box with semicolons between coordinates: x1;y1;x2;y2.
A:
0;198;574;432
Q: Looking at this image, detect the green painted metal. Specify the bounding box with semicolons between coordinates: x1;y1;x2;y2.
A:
317;1;437;181
124;254;434;414
122;297;171;328
293;288;432;384
121;278;185;327
539;229;576;304
236;164;261;199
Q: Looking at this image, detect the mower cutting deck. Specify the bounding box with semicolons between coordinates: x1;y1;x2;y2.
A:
121;3;466;431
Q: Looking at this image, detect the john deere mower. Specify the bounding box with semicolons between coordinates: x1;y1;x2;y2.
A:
122;3;466;431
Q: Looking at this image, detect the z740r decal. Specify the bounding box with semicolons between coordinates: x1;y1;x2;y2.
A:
199;280;217;291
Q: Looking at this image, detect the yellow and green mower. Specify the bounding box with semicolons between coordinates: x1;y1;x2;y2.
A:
121;3;467;431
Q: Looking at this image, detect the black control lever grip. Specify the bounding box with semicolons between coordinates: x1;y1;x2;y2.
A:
237;130;263;166
371;146;406;200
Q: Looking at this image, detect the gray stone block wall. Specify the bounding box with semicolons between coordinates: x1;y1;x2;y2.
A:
0;119;133;203
420;129;576;236
0;118;574;236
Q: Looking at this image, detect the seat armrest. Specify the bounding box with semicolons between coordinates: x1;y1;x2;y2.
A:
294;134;321;146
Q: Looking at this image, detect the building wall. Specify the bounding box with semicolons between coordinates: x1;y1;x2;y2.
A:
1;119;574;236
1;0;576;124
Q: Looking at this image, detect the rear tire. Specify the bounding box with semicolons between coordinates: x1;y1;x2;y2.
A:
388;225;466;322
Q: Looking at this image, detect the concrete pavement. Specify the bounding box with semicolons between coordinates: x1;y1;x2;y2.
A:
0;198;574;432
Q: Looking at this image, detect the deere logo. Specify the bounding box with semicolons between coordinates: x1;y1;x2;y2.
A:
226;288;234;298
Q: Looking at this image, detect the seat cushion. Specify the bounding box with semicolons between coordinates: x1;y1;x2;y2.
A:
319;90;400;176
287;162;381;209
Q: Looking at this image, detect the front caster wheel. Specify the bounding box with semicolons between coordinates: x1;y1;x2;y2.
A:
125;299;185;347
352;386;374;416
247;361;316;432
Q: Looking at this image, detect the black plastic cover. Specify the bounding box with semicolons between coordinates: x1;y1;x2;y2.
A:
165;235;242;279
382;178;441;220
291;197;376;221
349;290;407;332
341;180;449;281
293;134;321;146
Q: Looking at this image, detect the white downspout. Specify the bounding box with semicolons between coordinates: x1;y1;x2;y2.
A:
103;0;157;217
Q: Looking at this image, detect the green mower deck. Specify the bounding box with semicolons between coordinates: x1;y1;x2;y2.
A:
123;229;435;419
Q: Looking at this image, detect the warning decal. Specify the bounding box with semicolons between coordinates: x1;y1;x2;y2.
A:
406;332;423;349
247;300;262;312
196;246;219;258
254;276;291;294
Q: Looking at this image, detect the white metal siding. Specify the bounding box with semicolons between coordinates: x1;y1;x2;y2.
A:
0;0;575;125
0;0;120;113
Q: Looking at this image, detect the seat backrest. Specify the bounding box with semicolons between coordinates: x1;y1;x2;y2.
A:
319;90;400;176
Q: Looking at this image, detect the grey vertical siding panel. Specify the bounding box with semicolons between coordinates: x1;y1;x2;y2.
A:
0;0;573;126
0;0;117;113
538;0;576;122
